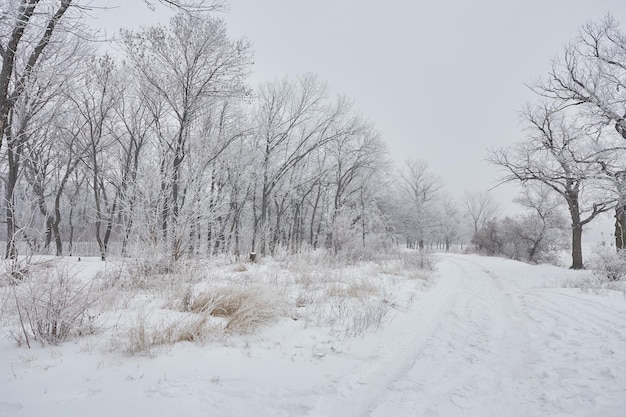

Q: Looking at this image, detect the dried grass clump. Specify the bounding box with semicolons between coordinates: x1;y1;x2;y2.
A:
124;314;212;355
225;290;281;333
326;281;380;299
182;287;283;333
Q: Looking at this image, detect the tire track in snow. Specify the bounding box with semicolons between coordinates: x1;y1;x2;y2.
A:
314;254;539;417
513;286;626;415
311;265;464;417
426;254;626;416
362;254;541;417
316;254;626;417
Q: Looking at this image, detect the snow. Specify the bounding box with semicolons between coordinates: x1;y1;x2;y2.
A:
2;253;626;416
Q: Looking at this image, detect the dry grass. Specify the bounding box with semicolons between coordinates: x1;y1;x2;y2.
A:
561;274;626;295
325;281;380;299
178;287;285;333
224;289;283;332
124;313;213;355
0;248;431;353
124;285;284;355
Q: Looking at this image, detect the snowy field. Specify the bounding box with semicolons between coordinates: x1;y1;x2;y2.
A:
1;253;626;417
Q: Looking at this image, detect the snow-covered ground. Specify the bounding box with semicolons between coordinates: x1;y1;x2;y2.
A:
1;253;626;416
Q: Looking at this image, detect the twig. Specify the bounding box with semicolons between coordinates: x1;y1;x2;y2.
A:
11;282;31;349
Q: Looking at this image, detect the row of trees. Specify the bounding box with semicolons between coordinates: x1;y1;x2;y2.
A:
491;14;626;269
14;2;622;267
1;1;482;261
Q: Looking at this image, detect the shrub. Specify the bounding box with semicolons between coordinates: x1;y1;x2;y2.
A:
399;249;435;271
593;248;626;281
473;215;566;264
11;265;98;345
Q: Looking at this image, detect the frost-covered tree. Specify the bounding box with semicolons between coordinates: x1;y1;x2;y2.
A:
122;12;252;259
435;194;462;251
462;191;499;238
490;103;613;269
533;14;626;250
0;2;92;258
397;159;442;249
512;185;568;263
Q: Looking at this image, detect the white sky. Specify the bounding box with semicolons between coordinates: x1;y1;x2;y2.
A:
88;0;626;223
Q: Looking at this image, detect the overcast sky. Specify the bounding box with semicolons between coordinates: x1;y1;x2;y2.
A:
90;0;626;223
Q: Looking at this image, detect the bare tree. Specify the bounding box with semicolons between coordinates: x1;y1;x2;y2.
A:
144;0;226;11
462;190;499;238
534;14;626;249
0;0;78;153
398;159;442;249
0;1;93;258
490;104;613;269
324;118;386;253
0;0;223;154
122;12;251;259
436;194;462;251
68;55;121;260
251;75;357;255
22;109;85;255
513;184;567;263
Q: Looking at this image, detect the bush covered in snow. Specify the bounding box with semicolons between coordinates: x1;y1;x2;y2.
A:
592;247;626;281
5;263;98;346
473;215;566;264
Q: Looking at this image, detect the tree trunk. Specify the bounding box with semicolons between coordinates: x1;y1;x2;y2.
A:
68;205;75;256
44;217;53;251
571;224;583;269
92;174;106;261
309;181;322;248
616;205;626;250
5;142;19;259
52;220;62;256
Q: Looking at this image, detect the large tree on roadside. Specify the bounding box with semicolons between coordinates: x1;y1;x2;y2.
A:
490;104;613;269
534;14;626;249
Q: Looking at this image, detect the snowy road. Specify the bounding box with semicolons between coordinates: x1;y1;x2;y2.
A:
317;253;626;417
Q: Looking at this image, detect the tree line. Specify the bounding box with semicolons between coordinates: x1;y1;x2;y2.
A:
0;1;474;261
